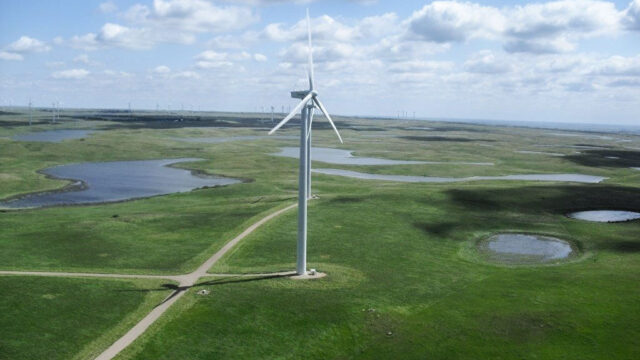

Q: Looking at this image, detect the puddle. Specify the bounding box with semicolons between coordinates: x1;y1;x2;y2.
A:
567;210;640;223
405;127;433;131
313;168;606;184
0;158;239;209
515;150;565;157
479;233;574;264
12;130;94;142
173;135;296;144
273;147;493;166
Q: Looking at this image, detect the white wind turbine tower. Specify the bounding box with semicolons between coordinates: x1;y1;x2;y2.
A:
268;10;343;276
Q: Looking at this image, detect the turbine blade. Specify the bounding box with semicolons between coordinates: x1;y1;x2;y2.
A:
307;107;315;139
313;97;343;144
307;9;315;91
268;92;314;135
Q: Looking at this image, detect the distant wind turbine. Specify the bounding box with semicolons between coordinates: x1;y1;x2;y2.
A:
268;10;343;276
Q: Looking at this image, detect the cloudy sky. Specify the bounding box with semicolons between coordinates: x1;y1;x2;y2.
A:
1;0;639;124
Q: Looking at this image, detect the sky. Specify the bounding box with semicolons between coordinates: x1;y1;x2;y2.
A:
0;0;639;125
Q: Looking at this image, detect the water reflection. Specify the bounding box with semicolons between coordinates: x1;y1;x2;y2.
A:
313;168;606;184
12;130;94;142
0;158;239;209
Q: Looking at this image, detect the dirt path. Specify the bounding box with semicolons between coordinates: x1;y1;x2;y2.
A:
0;270;183;282
93;203;297;360
0;203;298;359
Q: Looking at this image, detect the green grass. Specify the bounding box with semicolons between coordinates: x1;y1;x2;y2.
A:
0;276;174;360
1;110;640;359
119;186;640;359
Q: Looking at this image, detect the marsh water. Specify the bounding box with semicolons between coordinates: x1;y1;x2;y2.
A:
313;168;606;184
12;129;94;142
0;158;239;209
481;234;574;264
273;147;493;166
568;210;640;223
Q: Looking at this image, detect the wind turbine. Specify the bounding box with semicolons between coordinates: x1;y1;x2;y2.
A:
268;10;343;276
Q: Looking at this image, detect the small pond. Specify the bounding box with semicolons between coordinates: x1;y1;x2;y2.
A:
273;147;493;166
479;233;574;264
567;210;640;223
12;129;94;142
313;168;606;184
0;158;239;209
173;135;296;144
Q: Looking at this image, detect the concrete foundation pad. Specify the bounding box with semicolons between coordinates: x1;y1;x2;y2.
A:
291;271;327;280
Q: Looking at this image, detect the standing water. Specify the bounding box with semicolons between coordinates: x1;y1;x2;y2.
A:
0;158;240;209
480;234;574;264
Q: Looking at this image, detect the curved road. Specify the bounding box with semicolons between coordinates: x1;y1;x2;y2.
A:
0;203;297;360
94;203;297;360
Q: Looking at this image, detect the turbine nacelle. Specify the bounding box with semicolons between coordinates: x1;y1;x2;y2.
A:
291;90;319;100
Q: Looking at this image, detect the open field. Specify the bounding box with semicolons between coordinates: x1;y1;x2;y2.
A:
0;276;174;360
1;108;639;359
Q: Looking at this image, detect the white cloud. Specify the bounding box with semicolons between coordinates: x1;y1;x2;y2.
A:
99;1;118;13
406;1;625;54
131;0;257;33
153;65;172;73
254;53;268;62
589;55;640;76
0;51;23;61
463;51;513;73
52;69;90;79
407;1;505;42
506;0;622;39
72;0;258;50
388;60;454;73
194;50;257;68
103;70;133;77
624;0;640;30
503;37;576;54
264;15;361;43
6;36;51;53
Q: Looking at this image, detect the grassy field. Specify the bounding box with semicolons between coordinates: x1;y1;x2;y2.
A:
0;276;174;360
1;108;639;359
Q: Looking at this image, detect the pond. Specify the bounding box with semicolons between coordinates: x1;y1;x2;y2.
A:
173;135;296;144
0;158;239;209
312;168;606;184
12;129;94;142
273;147;493;166
480;233;574;264
567;210;640;223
